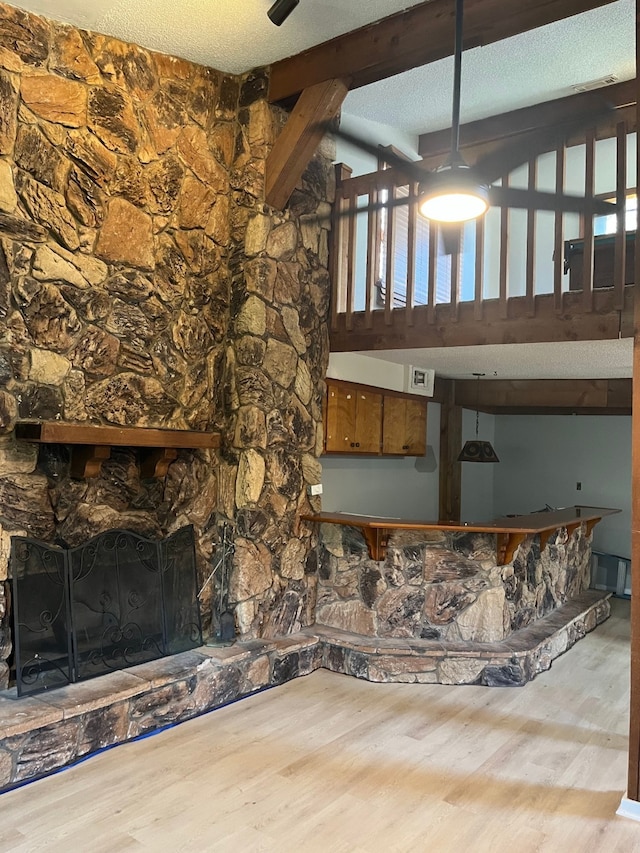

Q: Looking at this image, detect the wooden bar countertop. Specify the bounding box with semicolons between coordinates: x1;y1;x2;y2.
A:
301;506;620;564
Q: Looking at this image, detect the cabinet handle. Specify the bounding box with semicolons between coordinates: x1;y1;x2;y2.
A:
356;442;360;447
350;442;355;447
402;445;409;450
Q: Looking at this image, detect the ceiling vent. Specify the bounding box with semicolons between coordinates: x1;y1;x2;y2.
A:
571;75;618;94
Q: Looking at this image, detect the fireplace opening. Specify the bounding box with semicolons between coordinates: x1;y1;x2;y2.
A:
10;525;202;697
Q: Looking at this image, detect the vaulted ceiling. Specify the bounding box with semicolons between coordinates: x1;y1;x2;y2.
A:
7;0;637;380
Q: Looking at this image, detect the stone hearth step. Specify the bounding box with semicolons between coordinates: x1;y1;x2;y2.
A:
310;589;611;686
0;590;610;793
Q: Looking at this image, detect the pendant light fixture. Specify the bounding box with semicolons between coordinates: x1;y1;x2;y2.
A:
418;0;489;224
457;373;499;463
268;0;299;26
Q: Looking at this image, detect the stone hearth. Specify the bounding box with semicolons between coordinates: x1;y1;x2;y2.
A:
0;588;609;792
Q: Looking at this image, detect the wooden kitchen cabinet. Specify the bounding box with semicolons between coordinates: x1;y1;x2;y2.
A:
324;379;427;456
325;380;382;453
382;395;427;455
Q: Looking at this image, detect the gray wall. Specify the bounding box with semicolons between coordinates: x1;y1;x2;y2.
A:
460;409;497;523
321;403;440;519
493;414;631;558
320;354;631;556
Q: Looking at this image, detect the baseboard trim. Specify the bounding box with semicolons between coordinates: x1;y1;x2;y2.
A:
617;795;640;821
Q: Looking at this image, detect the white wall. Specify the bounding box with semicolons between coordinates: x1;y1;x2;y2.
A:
336;113;419;177
321;353;440;519
493;414;631;558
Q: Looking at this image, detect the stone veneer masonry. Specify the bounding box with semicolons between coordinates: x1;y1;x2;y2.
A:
0;589;610;792
0;3;333;688
316;525;594;642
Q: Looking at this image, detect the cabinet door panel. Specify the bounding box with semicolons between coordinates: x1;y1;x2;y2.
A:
382;396;427;455
325;383;356;452
403;398;427;455
355;390;382;453
382;398;407;454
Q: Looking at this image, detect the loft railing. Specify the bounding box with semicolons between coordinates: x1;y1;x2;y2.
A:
329;117;635;336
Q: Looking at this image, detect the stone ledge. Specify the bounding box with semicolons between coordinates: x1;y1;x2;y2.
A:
313;590;611;686
0;634;323;793
0;593;609;793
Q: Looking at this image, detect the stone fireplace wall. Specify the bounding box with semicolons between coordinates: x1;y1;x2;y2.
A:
0;4;332;685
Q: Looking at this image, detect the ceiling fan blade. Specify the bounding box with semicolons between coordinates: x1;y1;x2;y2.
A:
474;107;614;185
440;224;462;255
322;124;429;185
488;185;618;216
330;192;413;221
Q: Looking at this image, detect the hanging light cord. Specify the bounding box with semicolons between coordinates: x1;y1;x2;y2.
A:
473;371;483;437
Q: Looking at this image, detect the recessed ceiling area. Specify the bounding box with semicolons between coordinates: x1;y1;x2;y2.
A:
362;339;633;380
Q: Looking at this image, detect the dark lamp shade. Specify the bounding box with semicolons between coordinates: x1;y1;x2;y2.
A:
457;440;500;463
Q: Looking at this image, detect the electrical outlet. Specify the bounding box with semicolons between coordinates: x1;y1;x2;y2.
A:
307;484;323;496
576;482;582;490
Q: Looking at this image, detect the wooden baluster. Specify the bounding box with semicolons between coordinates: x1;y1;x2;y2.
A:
525;157;537;317
384;185;396;326
613;119;627;312
474;215;484;321
450;232;460;323
553;143;566;314
345;184;357;331
364;182;377;329
499;174;509;319
582;127;595;312
428;220;437;324
405;183;417;327
553;144;566;314
330;163;352;331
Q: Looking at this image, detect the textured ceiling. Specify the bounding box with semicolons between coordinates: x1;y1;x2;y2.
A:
363;339;633;380
345;0;635;134
7;0;428;73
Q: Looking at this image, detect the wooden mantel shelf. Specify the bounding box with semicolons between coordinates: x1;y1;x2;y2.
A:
15;422;221;479
301;507;620;565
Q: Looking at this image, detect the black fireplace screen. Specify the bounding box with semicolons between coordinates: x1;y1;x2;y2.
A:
11;525;202;697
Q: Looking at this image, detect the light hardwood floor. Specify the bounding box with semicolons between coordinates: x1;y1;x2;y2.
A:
1;599;638;853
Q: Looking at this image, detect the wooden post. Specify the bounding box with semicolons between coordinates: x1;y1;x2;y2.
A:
627;3;640;801
438;379;462;522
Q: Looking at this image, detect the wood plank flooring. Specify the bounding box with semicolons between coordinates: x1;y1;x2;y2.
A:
1;599;638;853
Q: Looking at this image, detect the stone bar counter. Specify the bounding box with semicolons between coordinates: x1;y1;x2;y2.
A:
300;507;617;686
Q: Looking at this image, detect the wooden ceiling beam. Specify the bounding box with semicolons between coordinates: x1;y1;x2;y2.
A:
265;78;348;211
268;0;618;105
454;378;631;412
418;79;637;163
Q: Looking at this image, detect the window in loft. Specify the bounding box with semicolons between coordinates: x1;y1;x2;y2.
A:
377;186;477;307
594;194;637;236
